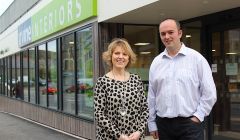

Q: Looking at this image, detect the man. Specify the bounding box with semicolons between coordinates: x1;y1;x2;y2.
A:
147;18;217;140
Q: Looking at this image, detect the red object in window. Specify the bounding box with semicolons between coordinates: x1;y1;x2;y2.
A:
65;84;86;93
41;87;57;95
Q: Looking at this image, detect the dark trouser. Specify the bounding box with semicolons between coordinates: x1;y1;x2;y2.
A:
156;115;204;140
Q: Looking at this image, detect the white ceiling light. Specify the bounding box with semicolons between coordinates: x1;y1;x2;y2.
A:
134;43;150;46
185;35;191;38
140;51;151;54
226;52;237;55
69;41;74;44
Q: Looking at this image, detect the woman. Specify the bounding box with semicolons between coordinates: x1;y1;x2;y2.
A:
94;38;148;140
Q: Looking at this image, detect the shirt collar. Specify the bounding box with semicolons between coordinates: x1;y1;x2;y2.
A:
162;43;188;58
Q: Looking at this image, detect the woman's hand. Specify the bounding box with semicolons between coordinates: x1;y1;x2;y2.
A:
129;131;141;140
119;134;130;140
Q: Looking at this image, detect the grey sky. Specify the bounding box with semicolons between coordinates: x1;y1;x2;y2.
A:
0;0;14;16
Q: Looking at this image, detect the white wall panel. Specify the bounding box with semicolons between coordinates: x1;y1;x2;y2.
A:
98;0;158;22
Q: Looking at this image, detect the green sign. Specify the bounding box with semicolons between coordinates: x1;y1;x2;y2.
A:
31;0;97;41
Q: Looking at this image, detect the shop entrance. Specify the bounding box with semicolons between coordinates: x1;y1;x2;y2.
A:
211;27;240;140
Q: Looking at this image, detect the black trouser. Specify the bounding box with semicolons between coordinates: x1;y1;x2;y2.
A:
156;115;204;140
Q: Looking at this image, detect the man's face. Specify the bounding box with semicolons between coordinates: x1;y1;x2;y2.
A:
159;20;182;50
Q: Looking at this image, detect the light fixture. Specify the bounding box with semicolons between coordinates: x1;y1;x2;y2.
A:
226;52;237;55
185;35;191;38
212;50;216;52
140;51;151;54
134;43;150;46
69;41;74;44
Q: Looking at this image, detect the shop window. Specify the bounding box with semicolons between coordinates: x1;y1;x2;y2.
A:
62;33;75;114
23;50;29;102
4;58;8;95
29;47;36;104
76;27;94;119
7;57;11;97
182;21;202;52
47;40;58;109
10;55;16;98
38;44;47;107
0;60;2;94
124;25;160;94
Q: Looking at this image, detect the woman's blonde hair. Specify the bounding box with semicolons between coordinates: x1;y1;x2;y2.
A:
102;38;136;69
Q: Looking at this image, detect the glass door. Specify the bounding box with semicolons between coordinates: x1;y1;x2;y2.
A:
212;28;240;140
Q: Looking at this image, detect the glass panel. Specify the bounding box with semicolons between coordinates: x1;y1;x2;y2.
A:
212;29;240;140
0;60;3;94
7;58;11;97
16;53;22;99
39;44;47;107
4;58;8;95
124;25;159;93
76;27;94;119
62;34;75;114
211;32;223;138
47;40;58;109
23;50;29;102
11;55;16;98
224;29;240;133
182;21;201;52
0;60;1;94
29;47;36;104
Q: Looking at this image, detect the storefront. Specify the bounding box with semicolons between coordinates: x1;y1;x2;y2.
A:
0;0;240;139
0;0;98;139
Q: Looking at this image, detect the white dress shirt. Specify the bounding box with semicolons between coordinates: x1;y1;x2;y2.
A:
147;43;217;132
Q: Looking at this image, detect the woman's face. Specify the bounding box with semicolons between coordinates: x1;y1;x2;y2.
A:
111;46;129;70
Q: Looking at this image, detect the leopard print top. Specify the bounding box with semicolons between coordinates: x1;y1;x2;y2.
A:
94;73;148;140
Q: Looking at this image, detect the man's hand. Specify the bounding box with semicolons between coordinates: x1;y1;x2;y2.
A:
129;131;141;140
190;116;200;123
150;131;159;139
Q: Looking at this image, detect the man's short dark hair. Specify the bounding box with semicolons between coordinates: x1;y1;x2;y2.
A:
160;18;181;30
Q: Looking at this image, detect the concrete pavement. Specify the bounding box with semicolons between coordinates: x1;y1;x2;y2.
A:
0;112;154;140
0;112;83;140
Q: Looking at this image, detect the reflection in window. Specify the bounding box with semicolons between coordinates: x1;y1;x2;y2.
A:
11;55;16;98
23;50;29;101
0;60;2;94
62;34;75;114
38;44;47;107
16;53;22;99
29;48;36;103
4;58;8;95
76;27;94;119
7;57;11;97
0;60;3;94
47;40;58;109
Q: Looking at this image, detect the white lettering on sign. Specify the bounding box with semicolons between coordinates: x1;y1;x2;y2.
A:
48;12;53;32
59;5;65;25
68;0;73;22
76;0;81;18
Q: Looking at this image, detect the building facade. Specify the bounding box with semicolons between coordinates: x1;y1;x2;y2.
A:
0;0;240;139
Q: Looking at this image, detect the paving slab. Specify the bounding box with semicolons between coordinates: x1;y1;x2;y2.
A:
0;112;82;140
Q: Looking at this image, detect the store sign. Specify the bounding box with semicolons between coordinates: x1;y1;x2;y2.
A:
18;0;97;47
18;18;32;47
